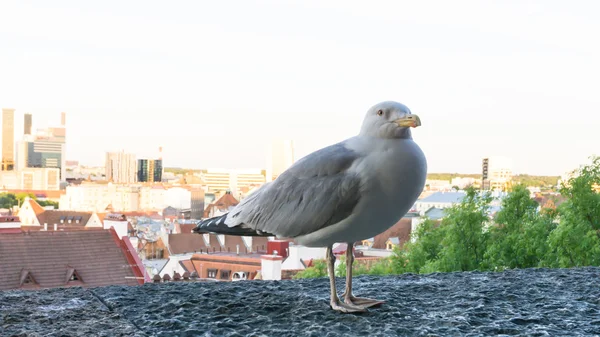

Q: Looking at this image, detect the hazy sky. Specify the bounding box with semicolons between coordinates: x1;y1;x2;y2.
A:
1;0;598;176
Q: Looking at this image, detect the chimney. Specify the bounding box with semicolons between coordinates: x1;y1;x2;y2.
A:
260;255;283;281
53;223;57;231
60;112;66;126
44;223;47;231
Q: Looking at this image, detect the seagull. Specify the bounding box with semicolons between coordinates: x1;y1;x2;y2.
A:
194;101;427;313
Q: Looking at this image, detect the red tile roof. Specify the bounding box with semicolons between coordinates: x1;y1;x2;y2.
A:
23;198;45;216
168;233;207;254
37;210;94;228
178;223;197;234
203;192;239;218
372;218;412;249
0;230;141;290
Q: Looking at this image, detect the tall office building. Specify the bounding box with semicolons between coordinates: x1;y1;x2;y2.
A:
24;113;32;135
266;139;295;182
482;156;513;191
27;121;66;182
2;108;15;171
106;151;137;183
137;159;163;182
11;112;67;181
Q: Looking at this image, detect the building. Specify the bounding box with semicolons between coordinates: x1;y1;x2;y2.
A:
0;167;60;190
199;169;266;196
414;191;466;213
59;183;204;215
11;113;67;182
451;177;476;189
23;113;32;135
59;182;140;212
2;108;15;171
137;158;163;182
106;151;137;184
0;228;148;290
482;156;513;191
266;139;295;182
203;191;239;218
26;135;66;181
189;186;205;219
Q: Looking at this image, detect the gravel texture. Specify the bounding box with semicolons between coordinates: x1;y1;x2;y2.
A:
2;267;600;336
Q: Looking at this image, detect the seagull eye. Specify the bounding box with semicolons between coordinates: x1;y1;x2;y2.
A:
377;110;383;116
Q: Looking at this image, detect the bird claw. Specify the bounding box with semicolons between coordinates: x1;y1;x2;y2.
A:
343;294;385;308
330;299;368;313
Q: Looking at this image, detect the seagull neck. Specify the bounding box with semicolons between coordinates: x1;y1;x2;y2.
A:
359;128;413;140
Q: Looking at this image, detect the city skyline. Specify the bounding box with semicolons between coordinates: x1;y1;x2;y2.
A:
1;1;599;176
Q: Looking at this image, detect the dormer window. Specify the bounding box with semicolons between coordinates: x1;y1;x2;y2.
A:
20;269;39;288
65;267;83;285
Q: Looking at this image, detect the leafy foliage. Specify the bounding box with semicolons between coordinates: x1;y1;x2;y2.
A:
546;156;600;267
293;259;328;279
485;184;556;270
0;192;59;210
295;157;600;279
427;187;492;272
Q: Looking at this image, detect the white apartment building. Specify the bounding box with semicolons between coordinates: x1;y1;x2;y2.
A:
0;167;60;190
199;169;266;196
139;185;167;210
105;151;137;184
59;183;139;212
59;183;197;213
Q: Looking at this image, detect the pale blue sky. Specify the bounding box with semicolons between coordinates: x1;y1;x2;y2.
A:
1;0;598;176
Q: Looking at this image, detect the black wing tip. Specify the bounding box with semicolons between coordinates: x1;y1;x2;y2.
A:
193;214;274;237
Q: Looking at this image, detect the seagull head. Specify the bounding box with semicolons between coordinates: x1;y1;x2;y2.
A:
359;101;422;139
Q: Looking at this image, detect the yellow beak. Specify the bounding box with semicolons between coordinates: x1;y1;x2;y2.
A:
394;114;422;128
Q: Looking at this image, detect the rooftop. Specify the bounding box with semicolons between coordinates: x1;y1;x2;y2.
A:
418;191;466;204
0;229;140;290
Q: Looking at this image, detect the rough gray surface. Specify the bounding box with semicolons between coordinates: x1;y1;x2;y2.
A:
2;267;600;336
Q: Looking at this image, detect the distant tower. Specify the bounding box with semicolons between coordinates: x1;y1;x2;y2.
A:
60;112;66;126
24;113;32;135
481;156;513;191
2;108;15;171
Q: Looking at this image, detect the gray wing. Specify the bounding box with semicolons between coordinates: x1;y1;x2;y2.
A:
225;141;363;238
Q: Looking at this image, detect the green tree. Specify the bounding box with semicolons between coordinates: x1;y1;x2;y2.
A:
15;192;36;206
390;218;445;274
485;184;556;270
0;193;18;209
293;259;328;279
38;200;59;208
430;187;492;272
546;156;600;267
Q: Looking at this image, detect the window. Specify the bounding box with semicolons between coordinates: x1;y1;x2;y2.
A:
20;269;38;287
220;270;231;280
65;267;83;284
207;268;217;278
